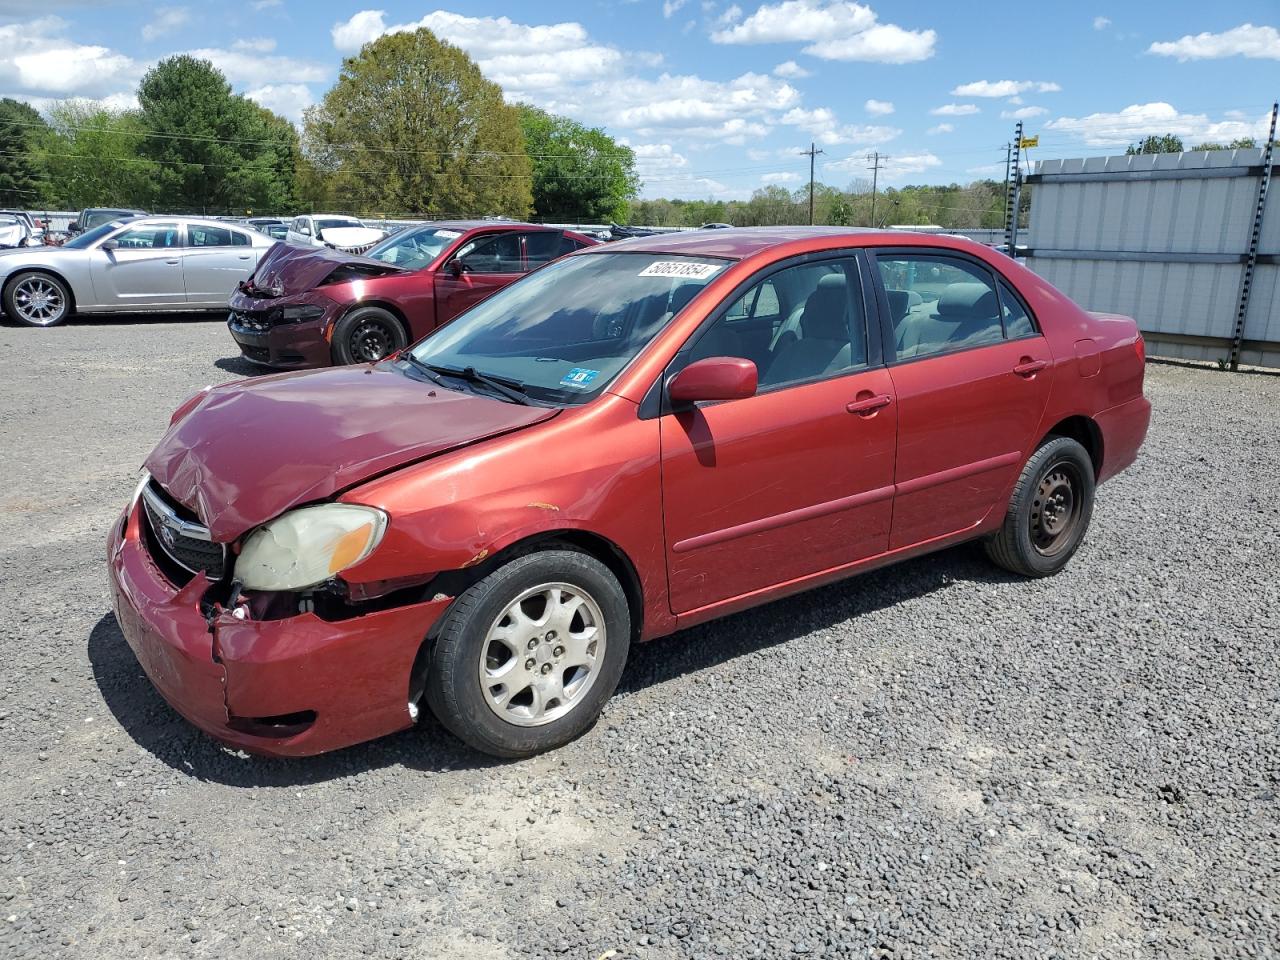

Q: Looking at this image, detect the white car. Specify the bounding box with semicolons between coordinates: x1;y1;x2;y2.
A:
0;216;274;327
285;214;386;255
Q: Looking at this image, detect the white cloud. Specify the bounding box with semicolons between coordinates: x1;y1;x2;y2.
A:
185;47;329;86
1005;95;1023;105
773;60;810;78
251;0;283;9
926;122;953;134
930;103;979;116
1000;105;1047;120
245;83;313;121
949;79;1060;97
826;150;941;181
233;37;278;54
718;4;743;24
331;9;386;51
712;1;936;63
0;16;142;98
1093;16;1110;30
143;7;191;42
779;105;899;145
1046;101;1271;147
1148;23;1280;61
966;161;1007;176
663;0;689;18
864;98;894;115
629;142;689;175
761;170;801;183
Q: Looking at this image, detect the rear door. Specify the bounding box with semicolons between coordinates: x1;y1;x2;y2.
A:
182;224;259;305
88;221;185;308
433;231;525;323
869;247;1053;549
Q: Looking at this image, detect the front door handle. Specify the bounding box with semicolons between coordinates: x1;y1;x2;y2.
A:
238;255;251;260
1013;358;1048;377
165;259;180;265
846;393;892;416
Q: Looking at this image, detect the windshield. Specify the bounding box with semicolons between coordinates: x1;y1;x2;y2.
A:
64;221;124;249
407;252;728;404
365;225;462;270
315;218;362;232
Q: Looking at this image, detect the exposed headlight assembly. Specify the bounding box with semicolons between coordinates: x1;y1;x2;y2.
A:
280;304;325;322
236;504;387;592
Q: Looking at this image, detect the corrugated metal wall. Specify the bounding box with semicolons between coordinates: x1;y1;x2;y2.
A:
1025;149;1277;368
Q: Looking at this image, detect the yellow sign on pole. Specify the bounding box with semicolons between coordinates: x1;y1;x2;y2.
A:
1019;135;1039;149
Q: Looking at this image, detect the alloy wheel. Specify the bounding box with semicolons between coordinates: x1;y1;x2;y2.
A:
477;582;607;727
12;277;66;326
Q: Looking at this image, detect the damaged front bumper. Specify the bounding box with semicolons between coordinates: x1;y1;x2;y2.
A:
227;289;341;370
107;499;451;757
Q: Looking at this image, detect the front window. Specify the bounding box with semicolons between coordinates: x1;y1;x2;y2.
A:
365;226;462;270
407;252;729;404
65;221;123;249
114;223;181;249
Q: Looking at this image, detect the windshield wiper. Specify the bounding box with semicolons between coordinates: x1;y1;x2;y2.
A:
422;363;531;405
398;352;448;386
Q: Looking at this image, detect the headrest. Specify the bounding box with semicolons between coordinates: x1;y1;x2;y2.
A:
799;274;849;340
885;289;909;322
937;282;997;319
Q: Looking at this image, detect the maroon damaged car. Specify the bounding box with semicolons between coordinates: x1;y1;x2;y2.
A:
227;221;598;367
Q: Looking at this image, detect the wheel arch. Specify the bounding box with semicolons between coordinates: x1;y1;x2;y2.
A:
331;300;411;362
1041;414;1104;476
3;266;77;318
406;527;645;709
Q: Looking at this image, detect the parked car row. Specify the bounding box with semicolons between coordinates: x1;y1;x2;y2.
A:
105;225;1151;760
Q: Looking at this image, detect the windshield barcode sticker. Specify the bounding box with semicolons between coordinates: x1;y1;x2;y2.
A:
638;261;722;280
436;229;462;239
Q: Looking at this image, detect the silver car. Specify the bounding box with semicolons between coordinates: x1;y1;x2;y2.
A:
0;216;275;327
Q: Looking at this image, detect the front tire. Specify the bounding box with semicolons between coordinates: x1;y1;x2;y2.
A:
985;436;1096;578
332;306;407;365
424;548;631;758
4;271;72;327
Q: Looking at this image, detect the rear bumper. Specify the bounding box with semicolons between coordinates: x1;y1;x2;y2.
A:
107;500;451;757
1095;394;1152;483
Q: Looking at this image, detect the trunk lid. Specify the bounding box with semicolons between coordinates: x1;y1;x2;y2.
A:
145;364;557;541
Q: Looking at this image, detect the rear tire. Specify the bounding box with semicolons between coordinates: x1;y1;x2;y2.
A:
424;548;631;758
985;436;1095;578
3;271;72;327
332;306;407;365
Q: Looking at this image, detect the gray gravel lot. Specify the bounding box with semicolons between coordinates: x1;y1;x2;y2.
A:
1;316;1278;960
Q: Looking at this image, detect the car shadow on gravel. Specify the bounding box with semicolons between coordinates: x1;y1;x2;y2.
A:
88;543;1017;786
213;355;266;377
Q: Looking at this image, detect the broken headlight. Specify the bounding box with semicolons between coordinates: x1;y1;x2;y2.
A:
279;304;325;323
235;504;387;592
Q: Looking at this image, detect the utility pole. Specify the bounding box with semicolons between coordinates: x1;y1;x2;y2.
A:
1003;122;1023;253
866;151;885;227
801;142;824;224
1003;142;1012;213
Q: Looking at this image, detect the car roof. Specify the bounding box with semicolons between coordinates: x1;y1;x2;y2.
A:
586;225;914;260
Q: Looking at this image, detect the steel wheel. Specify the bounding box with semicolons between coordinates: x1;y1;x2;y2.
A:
11;275;67;326
1030;463;1082;557
350;318;394;362
478;582;607;727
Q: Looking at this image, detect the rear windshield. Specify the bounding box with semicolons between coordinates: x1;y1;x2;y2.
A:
315;218;362;231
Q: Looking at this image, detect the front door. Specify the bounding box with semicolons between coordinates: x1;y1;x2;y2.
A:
89;222;185;309
434;231;525;324
660;256;897;614
870;249;1054;549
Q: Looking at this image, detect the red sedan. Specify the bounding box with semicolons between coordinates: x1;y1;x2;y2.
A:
110;228;1150;758
227;221;598;367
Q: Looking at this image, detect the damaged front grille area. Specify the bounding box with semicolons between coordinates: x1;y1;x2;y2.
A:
141;481;227;582
228;308;272;333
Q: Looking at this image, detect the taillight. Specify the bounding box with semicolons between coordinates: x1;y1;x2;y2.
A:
1134;333;1145;365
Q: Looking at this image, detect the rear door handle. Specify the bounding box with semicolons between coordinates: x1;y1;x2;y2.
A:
846;394;892;415
1013;359;1048;377
238;255;251;260
165;259;180;265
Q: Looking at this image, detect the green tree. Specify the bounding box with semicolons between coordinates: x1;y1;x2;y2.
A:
304;28;532;218
41;102;161;209
518;105;638;221
1125;134;1185;155
1192;138;1265;151
0;98;49;206
136;55;297;213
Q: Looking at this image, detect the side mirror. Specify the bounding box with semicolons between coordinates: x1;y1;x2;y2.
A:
668;356;757;405
448;259;468;277
100;238;119;250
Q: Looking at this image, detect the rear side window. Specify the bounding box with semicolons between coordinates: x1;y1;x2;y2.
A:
558;235;587;256
189;225;233;247
523;231;563;269
998;280;1036;339
875;253;1004;360
231;231;250;247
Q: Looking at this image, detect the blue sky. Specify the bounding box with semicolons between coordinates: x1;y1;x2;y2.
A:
1;1;1277;199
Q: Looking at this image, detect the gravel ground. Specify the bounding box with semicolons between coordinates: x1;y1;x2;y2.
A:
1;316;1278;960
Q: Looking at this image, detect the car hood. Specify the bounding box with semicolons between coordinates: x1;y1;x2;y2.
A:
144;364;558;542
240;242;405;297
